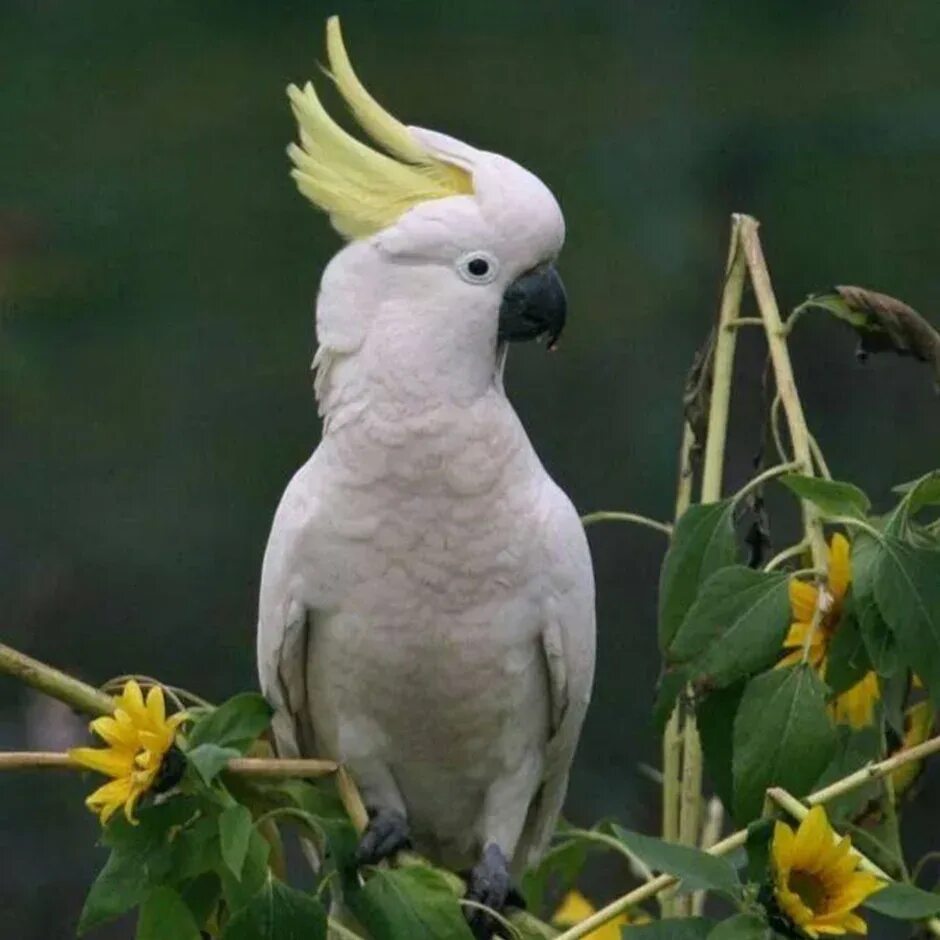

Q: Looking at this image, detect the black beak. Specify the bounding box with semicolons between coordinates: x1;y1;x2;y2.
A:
497;264;567;350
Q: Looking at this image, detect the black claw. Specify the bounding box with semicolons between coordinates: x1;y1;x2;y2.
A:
355;808;411;866
465;844;514;939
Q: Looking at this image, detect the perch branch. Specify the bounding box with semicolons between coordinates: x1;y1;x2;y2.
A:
0;642;114;716
0;751;339;777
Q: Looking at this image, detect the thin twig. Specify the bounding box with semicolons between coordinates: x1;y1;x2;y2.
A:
764;541;809;573
730;460;802;505
580;512;672;535
564;828;656;883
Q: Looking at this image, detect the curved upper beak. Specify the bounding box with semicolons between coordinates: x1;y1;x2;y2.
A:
498;264;567;351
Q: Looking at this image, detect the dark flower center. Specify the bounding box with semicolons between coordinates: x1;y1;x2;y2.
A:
789;870;828;912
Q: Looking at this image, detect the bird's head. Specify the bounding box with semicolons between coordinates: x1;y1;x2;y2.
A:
289;18;567;410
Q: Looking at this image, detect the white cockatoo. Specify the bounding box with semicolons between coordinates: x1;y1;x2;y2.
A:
257;18;595;934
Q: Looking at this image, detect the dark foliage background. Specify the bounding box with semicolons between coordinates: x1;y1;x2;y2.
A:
1;1;938;936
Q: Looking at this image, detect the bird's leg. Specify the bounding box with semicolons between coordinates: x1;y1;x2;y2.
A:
464;843;523;939
355;807;412;866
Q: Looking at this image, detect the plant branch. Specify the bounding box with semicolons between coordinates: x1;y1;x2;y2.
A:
737;216;828;575
580;512;672;535
0;751;339;777
0;642;114;716
677;217;748;894
564;828;656;882
700;215;747;504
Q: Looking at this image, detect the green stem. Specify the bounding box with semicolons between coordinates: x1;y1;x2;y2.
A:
679;217;747;886
764;541;808;572
0;641;113;716
564;828;655;882
700;216;748;503
730;460;802;506
661;423;698;917
580;512;672;535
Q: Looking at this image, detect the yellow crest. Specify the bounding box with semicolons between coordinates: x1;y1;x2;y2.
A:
287;17;473;239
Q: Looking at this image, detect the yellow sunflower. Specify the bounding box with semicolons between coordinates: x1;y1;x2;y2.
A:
778;534;881;728
780;534;851;670
890;700;935;796
552;890;649;938
69;679;187;824
830;672;881;730
772;806;884;937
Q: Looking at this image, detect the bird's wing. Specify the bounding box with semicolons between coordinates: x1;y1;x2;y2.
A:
256;462;327;760
520;483;596;866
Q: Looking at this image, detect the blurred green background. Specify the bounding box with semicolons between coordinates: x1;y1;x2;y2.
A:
1;1;938;936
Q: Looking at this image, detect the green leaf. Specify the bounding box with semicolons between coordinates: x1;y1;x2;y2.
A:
658;500;737;650
888;470;940;535
187;692;272;752
521;837;589;914
186;743;241;785
780;474;871;519
825;605;872;695
732;666;835;822
627;918;714;939
707;913;772;939
698;682;745;812
170;814;221;881
78;850;150;934
813;726;881;824
669;567;790;688
608;826;742;897
851;537;900;678
744;819;774;884
653;667;689;731
137;886;201;940
219;828;271;913
222;876;327;940
219;804;254;880
873;538;940;707
349;866;474;940
865;882;940;918
179;873;221;928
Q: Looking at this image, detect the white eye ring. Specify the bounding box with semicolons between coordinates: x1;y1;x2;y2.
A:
456;251;499;285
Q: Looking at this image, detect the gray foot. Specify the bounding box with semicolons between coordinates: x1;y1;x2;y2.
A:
355;808;411;866
465;843;513;939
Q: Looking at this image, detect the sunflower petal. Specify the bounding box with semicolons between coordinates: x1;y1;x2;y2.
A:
790;579;819;622
145;685;166;725
69;746;136;778
90;715;138;749
827;533;851;602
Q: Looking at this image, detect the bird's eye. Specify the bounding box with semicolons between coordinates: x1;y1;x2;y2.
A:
456;251;499;285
